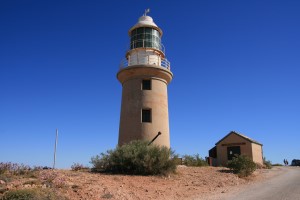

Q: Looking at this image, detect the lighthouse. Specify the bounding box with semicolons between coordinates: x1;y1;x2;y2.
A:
117;10;173;148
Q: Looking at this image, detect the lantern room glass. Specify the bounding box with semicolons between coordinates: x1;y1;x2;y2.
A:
130;27;162;51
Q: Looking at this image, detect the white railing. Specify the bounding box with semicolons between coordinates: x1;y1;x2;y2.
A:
119;57;171;70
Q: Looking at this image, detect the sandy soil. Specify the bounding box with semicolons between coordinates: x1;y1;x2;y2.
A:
210;167;300;200
0;166;275;200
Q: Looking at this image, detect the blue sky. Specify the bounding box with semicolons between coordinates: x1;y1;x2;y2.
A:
1;0;299;168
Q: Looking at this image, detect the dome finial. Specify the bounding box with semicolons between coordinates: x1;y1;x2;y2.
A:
144;8;150;16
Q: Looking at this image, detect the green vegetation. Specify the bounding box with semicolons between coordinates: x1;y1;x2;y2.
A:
0;162;68;200
182;154;208;167
90;140;177;175
0;162;31;176
101;193;114;199
0;162;41;186
263;157;273;169
227;155;256;177
2;189;36;200
70;163;88;171
1;188;67;200
272;163;283;166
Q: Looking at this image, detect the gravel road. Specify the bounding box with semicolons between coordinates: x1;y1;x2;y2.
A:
222;166;300;200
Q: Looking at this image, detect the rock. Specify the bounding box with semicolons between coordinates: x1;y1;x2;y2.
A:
0;180;5;185
217;182;225;187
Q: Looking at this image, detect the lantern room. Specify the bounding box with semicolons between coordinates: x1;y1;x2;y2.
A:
120;10;170;69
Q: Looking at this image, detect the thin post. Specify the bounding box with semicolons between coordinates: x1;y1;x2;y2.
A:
53;129;58;169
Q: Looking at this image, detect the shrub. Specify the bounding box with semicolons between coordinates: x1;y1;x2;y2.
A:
101;193;114;199
182;154;208;167
263;157;272;169
70;163;85;171
90;140;176;175
0;162;31;176
1;188;67;200
172;155;183;165
272;163;283;166
256;163;264;169
1;189;35;200
32;166;44;171
227;155;256;177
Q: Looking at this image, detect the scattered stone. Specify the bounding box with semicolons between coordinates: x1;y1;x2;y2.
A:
0;166;268;200
0;180;5;185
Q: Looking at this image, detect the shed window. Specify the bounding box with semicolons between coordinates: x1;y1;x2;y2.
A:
142;80;151;90
142;109;151;123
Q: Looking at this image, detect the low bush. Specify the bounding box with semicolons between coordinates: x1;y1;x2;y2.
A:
272;163;283;166
227;155;256;177
1;188;67;200
255;163;264;169
263;157;272;169
1;189;35;200
90;140;176;175
182;154;208;167
70;163;86;171
172;156;183;165
0;162;30;176
0;174;13;183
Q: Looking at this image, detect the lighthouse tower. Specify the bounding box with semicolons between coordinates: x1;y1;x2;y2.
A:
117;10;173;148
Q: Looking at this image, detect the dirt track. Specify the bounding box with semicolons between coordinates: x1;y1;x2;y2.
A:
201;166;300;200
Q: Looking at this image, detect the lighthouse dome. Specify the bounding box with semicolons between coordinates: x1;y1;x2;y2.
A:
135;16;157;28
129;15;163;36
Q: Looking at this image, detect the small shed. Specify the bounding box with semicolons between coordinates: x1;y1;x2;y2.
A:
209;131;263;166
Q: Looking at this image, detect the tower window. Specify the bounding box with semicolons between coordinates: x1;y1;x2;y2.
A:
142;80;151;90
142;109;151;123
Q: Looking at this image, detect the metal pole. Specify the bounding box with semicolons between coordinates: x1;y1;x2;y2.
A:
53;129;58;169
148;132;162;146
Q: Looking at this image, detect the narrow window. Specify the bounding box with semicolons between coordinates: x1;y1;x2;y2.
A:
142;109;151;123
142;80;151;90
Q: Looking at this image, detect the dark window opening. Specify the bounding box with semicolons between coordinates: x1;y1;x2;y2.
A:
227;146;241;160
142;80;151;90
142;109;151;123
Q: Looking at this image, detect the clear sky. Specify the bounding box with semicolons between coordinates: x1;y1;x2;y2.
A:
1;0;299;168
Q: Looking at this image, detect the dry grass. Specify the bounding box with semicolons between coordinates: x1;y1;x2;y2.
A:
0;166;271;200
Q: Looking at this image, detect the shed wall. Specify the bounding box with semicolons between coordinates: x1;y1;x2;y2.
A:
216;134;252;166
251;143;263;165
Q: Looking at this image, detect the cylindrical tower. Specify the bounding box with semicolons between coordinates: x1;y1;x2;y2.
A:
117;11;173;148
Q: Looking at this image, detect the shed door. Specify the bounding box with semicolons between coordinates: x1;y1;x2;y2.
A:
227;146;241;160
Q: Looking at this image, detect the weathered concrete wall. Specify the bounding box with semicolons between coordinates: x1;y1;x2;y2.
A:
117;65;173;148
251;143;263;165
216;134;252;166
